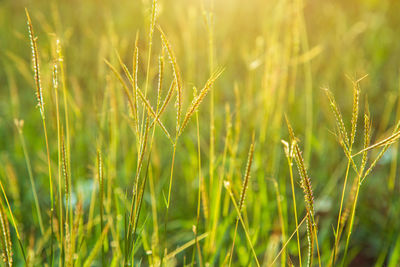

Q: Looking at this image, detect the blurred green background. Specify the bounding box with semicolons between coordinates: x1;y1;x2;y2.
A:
1;0;400;266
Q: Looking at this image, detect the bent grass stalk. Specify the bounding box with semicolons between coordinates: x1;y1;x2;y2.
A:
270;215;307;267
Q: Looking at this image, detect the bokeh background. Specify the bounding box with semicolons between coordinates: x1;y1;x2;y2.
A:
1;0;400;265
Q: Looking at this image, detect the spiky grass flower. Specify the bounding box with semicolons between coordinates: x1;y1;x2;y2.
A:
105;59;173;143
285;116;316;267
158;25;182;132
25;9;44;115
62;132;69;201
324;88;349;148
238;133;255;212
229;133;256;267
97;150;105;266
25;9;54;264
178;68;223;136
360;120;400;183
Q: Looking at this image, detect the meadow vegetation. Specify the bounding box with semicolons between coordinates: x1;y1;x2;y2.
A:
1;0;400;266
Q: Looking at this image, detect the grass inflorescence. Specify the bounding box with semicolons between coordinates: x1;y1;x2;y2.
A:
1;1;400;266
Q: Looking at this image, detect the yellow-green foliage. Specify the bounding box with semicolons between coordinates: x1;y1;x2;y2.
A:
1;0;400;266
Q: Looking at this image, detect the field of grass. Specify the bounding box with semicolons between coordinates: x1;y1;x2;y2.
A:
1;0;400;266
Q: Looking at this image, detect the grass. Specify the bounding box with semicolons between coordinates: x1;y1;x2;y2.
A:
1;0;400;266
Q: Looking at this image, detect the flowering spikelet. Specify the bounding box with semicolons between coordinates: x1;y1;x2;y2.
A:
97;150;104;216
349;78;361;146
361;119;400;183
285;116;314;215
360;104;371;178
133;33;140;131
158;26;182;132
105;59;172;142
0;200;12;267
149;0;157;44
61;131;69;200
156;53;164;110
105;59;135;119
25;9;44;115
285;115;315;267
178;68;223;136
238;133;255;212
324;88;349;147
52;61;58;91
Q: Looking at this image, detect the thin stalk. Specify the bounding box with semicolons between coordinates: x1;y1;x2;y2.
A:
341;177;361;267
166;143;177;211
97;151;105;267
270;215;307;267
53;59;64;265
139;0;157;140
42;116;55;267
57;40;71;197
272;179;286;267
285;152;302;266
332;158;351;265
225;182;260;267
15;122;44;234
228;134;255;266
192;101;204;267
0;179;27;263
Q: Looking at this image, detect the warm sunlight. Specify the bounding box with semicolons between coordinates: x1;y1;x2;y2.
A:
1;0;400;266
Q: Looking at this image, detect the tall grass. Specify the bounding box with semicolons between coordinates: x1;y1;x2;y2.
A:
1;0;400;266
